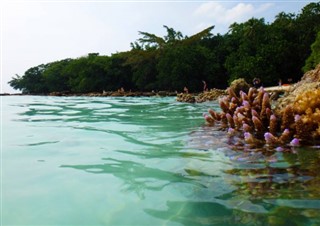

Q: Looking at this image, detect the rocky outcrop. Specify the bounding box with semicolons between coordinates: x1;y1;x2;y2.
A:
195;89;226;103
176;93;196;103
46;91;177;97
176;89;226;103
275;64;320;112
229;78;250;96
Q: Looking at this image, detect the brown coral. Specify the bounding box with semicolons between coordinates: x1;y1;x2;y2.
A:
278;83;320;143
205;86;320;147
206;87;282;145
205;64;320;147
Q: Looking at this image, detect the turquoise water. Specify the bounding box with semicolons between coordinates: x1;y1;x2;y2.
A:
1;96;320;226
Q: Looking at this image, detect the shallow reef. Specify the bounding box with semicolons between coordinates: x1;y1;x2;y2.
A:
204;65;320;148
176;89;226;103
176;93;196;103
195;89;226;103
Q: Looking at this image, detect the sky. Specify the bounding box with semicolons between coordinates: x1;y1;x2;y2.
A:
0;0;315;93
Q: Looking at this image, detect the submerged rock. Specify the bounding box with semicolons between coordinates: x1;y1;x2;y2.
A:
275;63;320;112
176;89;226;103
176;93;196;103
195;89;226;103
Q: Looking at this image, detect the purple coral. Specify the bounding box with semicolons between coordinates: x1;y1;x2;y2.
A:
227;128;236;136
242;101;251;111
290;138;300;147
242;123;252;132
204;84;319;148
275;147;284;152
244;132;255;143
294;114;301;122
264;132;278;144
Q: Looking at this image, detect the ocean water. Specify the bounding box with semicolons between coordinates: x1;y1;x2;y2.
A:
1;96;320;226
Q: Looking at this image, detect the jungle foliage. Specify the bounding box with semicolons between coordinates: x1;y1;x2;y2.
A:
9;2;320;94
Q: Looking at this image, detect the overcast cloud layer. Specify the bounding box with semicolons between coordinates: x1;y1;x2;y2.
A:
1;1;312;93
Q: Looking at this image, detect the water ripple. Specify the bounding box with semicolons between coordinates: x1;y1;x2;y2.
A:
2;96;320;225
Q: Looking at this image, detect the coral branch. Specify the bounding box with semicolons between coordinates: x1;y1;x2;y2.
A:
204;69;320;148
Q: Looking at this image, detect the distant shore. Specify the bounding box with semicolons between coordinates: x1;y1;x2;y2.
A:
1;85;292;100
0;93;23;96
0;91;179;97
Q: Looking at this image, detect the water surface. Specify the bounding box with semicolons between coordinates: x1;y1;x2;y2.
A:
2;96;320;225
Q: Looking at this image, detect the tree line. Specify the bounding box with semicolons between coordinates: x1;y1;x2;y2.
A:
9;2;320;94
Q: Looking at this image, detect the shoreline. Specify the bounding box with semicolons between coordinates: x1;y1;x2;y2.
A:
0;85;292;101
0;91;180;97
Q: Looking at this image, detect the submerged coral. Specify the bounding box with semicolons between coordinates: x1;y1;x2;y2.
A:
204;64;320;148
204;85;320;147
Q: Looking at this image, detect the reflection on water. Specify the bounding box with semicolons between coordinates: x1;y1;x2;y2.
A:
145;201;238;226
61;157;205;200
224;148;320;200
144;200;317;226
2;96;320;225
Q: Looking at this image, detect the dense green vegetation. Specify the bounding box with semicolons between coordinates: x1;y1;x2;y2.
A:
9;2;320;94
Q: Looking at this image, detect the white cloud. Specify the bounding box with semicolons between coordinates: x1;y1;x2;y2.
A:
194;2;274;25
194;2;224;21
225;3;254;23
256;3;275;13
